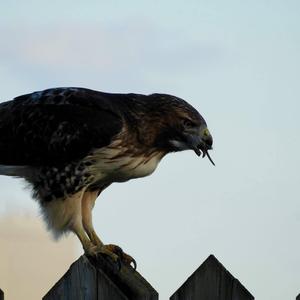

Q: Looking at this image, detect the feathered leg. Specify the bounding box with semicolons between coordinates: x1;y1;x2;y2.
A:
81;189;136;269
41;187;94;253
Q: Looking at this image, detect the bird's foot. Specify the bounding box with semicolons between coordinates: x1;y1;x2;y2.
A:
85;244;136;270
105;244;137;269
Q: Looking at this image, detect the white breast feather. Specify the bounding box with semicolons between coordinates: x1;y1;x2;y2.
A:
88;147;164;184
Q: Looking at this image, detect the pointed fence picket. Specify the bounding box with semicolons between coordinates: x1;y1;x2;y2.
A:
1;255;299;299
43;253;254;300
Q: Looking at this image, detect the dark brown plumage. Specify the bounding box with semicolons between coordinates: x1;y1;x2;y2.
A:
0;87;214;268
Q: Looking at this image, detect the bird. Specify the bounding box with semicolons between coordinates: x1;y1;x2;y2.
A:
0;87;214;268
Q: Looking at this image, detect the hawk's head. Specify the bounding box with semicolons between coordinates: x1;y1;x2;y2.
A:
149;94;214;165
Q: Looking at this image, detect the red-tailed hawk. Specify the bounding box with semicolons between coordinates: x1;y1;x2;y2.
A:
0;87;214;268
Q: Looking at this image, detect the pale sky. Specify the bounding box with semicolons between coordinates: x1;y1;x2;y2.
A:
0;1;300;299
0;215;77;299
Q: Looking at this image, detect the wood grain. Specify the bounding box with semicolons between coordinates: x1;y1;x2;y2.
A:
170;255;254;300
43;255;158;300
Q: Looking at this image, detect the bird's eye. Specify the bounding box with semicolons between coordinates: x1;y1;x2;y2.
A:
182;119;195;128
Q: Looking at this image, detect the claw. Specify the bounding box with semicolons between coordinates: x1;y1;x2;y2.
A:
121;252;137;270
132;258;137;270
104;244;137;270
106;244;123;257
85;244;120;269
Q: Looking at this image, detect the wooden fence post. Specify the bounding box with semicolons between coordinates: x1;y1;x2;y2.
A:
170;255;254;300
0;288;3;300
43;255;158;300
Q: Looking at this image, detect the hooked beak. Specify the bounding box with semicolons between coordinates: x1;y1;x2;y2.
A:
187;128;215;166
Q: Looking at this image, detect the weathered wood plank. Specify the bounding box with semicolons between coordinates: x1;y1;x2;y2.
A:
97;269;128;300
0;288;3;300
43;255;98;300
170;255;254;300
43;255;158;300
90;254;158;300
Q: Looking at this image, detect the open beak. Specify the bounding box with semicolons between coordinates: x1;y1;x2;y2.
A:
188;128;215;166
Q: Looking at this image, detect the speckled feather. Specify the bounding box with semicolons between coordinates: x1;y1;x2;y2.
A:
0;87;204;204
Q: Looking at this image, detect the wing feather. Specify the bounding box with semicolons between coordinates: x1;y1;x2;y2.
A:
0;88;123;166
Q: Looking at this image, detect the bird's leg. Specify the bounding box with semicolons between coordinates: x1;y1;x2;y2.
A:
81;189;137;269
66;189;97;254
81;190;103;246
72;224;95;253
71;189;117;262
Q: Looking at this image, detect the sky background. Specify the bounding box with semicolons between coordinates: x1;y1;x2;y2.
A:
0;215;77;299
0;1;300;299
